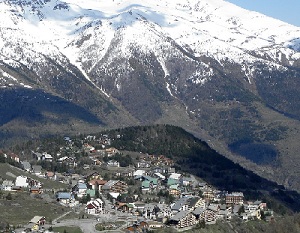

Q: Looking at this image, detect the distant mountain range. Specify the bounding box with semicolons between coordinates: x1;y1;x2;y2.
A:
1;0;300;191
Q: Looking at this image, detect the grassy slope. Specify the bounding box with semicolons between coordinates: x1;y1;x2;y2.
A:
0;163;69;226
0;192;67;225
52;226;83;233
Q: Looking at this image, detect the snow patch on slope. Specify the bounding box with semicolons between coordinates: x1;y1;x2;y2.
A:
0;0;300;88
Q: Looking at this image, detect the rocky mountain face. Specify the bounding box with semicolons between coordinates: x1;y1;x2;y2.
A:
1;0;300;190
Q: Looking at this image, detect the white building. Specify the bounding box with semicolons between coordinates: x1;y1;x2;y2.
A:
2;180;14;191
42;153;53;162
85;198;104;215
15;176;28;187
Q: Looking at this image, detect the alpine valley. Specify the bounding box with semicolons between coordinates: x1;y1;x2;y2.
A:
1;0;300;191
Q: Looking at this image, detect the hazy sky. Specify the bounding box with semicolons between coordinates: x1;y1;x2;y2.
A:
226;0;300;27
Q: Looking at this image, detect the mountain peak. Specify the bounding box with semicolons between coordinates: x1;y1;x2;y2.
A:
1;0;300;192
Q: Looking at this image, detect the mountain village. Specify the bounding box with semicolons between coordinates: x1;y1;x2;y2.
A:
0;134;274;233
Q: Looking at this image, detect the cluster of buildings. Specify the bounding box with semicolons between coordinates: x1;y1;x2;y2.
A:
0;134;274;231
0;175;43;194
54;167;269;230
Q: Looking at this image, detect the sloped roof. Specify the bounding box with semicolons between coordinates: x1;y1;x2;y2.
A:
89;179;107;186
29;216;45;224
57;192;72;199
142;180;150;188
171;211;190;222
78;183;87;189
169;173;181;180
171;197;189;211
169;184;179;190
188;197;200;208
167;178;179;186
86;189;96;197
193;207;205;215
21;161;31;170
102;180;119;189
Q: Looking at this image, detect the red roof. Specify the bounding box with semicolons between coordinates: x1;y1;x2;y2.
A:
86;203;96;209
89;179;107;186
46;171;55;177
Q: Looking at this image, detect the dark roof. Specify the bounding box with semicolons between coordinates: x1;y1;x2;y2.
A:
171;211;190;222
187;197;200;208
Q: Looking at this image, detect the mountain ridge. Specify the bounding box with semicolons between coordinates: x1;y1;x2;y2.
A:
1;0;300;192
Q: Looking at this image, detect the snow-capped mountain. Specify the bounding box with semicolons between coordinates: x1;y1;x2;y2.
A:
1;0;300;190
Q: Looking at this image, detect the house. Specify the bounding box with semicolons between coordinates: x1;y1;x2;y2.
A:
168;167;176;174
139;176;158;193
83;143;95;153
21;161;32;172
88;179;107;191
202;189;215;201
114;168;135;178
169;184;181;196
134;169;146;177
45;171;56;180
30;186;42;194
169;173;182;180
180;177;194;187
171;196;203;213
73;182;87;198
56;192;75;205
93;159;102;166
86;171;102;181
117;203;134;213
9;153;20;163
142;204;161;219
156;203;172;220
187;197;205;210
29;216;46;231
225;192;244;206
141;181;151;193
137;160;151;168
152;167;167;174
245;201;267;211
107;160;120;167
169;211;197;228
42;152;53;162
198;183;207;190
15;176;28;187
32;165;42;176
147;221;164;229
85;198;104;215
217;204;232;220
32;152;43;161
171;197;190;213
2;180;14;191
143;176;158;187
126;221;149;232
102;180;128;194
105;147;119;156
133;201;146;211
